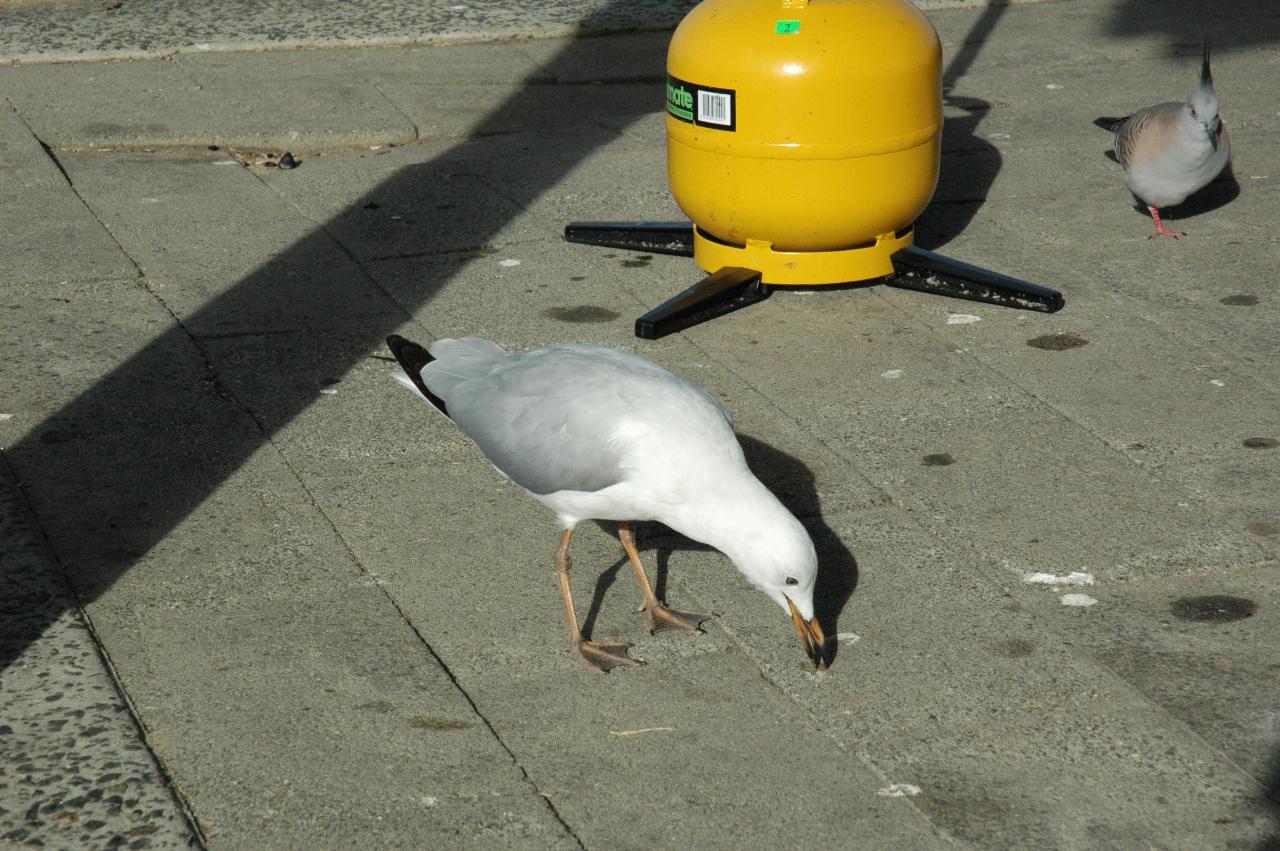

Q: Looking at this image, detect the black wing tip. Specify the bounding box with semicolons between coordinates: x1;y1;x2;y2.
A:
1201;39;1213;86
385;334;449;417
1093;116;1126;131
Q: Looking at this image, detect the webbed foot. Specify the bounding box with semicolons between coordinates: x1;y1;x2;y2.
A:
575;638;642;673
644;604;712;635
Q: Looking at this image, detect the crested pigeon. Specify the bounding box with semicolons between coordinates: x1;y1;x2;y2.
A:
1094;43;1231;239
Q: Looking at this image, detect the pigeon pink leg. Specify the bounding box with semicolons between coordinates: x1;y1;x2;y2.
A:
1147;206;1185;239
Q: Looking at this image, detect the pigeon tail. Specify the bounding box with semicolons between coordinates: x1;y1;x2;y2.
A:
1093;116;1127;132
386;334;449;417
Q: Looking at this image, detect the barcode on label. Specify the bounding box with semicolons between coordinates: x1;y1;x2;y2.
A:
697;90;732;126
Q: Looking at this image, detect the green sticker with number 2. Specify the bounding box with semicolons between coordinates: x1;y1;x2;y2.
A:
775;20;800;34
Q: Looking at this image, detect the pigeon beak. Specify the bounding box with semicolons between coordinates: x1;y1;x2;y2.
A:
786;596;828;670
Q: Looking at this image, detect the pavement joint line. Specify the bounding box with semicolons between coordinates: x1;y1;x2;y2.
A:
1009;585;1275;802
365;236;554;264
237;388;589;847
865;283;1271;489
766;498;1270;827
87;132;584;839
0;449;209;848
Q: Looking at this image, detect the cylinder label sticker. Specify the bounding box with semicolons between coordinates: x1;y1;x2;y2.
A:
666;75;736;131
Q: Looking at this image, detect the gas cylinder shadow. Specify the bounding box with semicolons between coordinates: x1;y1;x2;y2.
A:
581;434;859;668
912;0;1011;251
1261;741;1280;849
913;95;1003;251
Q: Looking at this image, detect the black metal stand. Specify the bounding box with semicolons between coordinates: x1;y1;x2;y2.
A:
564;221;1064;339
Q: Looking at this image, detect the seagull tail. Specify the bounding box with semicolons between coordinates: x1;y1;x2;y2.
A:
1093;116;1127;132
386;334;449;418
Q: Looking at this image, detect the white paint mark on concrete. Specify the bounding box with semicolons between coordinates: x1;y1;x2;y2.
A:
988;132;1011;139
421;796;439;807
947;313;982;325
837;632;860;643
1210;379;1225;387
140;197;160;204
609;727;674;737
0;413;13;421
881;369;904;380
1045;83;1063;90
1060;593;1098;607
878;783;922;797
319;388;338;395
498;259;521;267
1022;571;1094;586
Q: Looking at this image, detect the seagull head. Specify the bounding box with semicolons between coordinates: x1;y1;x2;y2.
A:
734;519;827;670
1186;41;1222;142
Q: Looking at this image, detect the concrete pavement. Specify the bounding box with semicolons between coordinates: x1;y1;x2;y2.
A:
2;0;1279;847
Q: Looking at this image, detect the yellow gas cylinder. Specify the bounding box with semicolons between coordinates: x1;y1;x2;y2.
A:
666;0;942;285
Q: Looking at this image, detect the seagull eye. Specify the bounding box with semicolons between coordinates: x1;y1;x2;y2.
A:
1190;106;1198;118
785;576;798;586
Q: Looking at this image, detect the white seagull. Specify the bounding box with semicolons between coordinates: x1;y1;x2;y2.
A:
1095;42;1231;239
386;334;826;673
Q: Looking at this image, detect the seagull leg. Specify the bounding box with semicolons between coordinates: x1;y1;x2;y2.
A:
618;522;712;634
1147;206;1185;239
555;528;641;673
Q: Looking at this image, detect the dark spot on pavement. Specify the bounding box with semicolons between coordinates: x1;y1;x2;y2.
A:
319;377;340;387
1170;595;1257;623
992;638;1034;658
1027;332;1088;350
1219;294;1258;306
923;452;955;466
410;716;473;731
363;201;381;210
543;305;620;324
357;701;394;713
1127;442;1147;450
1247;521;1278;537
569;275;586;281
621;255;653;268
1243;437;1278;449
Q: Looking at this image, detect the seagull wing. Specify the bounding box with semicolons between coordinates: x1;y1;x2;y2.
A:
424;345;622;495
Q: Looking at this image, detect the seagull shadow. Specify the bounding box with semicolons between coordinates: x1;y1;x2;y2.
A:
579;435;860;668
580;553;630;640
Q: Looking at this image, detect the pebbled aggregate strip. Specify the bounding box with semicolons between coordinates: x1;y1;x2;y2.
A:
0;474;197;849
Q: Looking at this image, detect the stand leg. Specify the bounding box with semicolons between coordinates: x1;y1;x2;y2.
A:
564;222;695;257
635;267;770;340
888;245;1064;313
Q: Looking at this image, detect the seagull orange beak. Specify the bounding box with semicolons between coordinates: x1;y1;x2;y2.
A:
786;596;827;670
